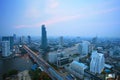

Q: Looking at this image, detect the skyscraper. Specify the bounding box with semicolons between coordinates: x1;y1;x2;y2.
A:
90;51;105;74
2;36;14;50
13;34;16;44
82;41;90;55
20;36;25;44
92;36;98;44
28;35;31;44
41;24;47;49
59;36;64;46
2;41;10;57
77;41;90;55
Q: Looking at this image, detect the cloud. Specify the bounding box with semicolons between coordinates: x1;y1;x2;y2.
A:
45;0;61;16
15;0;120;29
15;15;80;28
25;8;41;19
40;15;82;25
94;8;119;15
15;7;119;29
15;25;29;28
24;0;42;19
48;0;59;9
23;0;60;19
38;8;119;26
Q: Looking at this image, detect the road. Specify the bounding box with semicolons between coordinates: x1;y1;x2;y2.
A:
84;70;103;80
23;45;64;80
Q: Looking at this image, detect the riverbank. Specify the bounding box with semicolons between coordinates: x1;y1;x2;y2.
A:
0;54;33;80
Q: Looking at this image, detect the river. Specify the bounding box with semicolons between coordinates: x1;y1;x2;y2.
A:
0;54;33;80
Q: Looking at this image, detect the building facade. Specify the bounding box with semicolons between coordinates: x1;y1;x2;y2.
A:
13;34;16;44
2;36;14;50
59;36;64;46
57;57;69;67
41;25;47;49
28;35;31;44
77;41;90;55
48;52;57;64
70;61;88;75
82;41;90;55
2;41;10;57
90;51;105;74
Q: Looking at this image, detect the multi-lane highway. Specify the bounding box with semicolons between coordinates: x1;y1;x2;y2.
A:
23;45;64;80
84;70;102;80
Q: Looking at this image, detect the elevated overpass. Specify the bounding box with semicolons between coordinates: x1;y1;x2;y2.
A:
23;45;64;80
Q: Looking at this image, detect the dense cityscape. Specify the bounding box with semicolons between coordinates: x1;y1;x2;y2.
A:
1;0;120;80
0;24;120;80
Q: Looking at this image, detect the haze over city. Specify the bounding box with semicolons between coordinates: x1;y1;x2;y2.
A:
1;0;120;80
0;0;120;37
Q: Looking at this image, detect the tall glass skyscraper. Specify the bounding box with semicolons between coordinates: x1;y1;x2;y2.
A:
28;35;31;44
2;41;10;57
41;24;47;49
2;36;14;50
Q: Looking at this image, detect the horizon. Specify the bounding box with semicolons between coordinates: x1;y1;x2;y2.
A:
0;35;120;39
0;0;120;38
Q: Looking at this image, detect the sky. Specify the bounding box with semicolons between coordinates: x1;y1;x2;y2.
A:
0;0;120;38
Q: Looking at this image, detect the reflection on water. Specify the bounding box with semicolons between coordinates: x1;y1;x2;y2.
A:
0;54;33;79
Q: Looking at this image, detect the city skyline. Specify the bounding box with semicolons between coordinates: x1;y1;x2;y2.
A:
0;0;120;38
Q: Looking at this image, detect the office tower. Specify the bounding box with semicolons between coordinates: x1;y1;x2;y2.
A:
19;36;24;44
21;36;25;44
13;34;16;43
28;35;31;44
75;43;82;54
2;36;14;50
19;37;22;44
59;36;64;46
90;51;105;74
92;36;98;44
76;41;90;55
2;41;10;57
81;41;90;55
91;36;98;50
41;24;47;49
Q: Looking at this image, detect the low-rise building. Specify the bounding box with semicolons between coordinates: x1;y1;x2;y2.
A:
66;61;88;79
70;61;88;75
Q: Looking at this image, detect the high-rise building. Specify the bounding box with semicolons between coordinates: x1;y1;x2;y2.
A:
59;36;64;46
41;24;47;49
19;37;22;44
2;36;14;50
13;34;16;44
21;36;25;44
75;43;82;54
90;51;105;74
82;41;90;55
91;36;98;50
92;36;98;44
77;41;90;55
2;41;10;57
28;35;31;44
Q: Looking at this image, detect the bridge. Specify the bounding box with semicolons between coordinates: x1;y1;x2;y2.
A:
23;45;64;80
